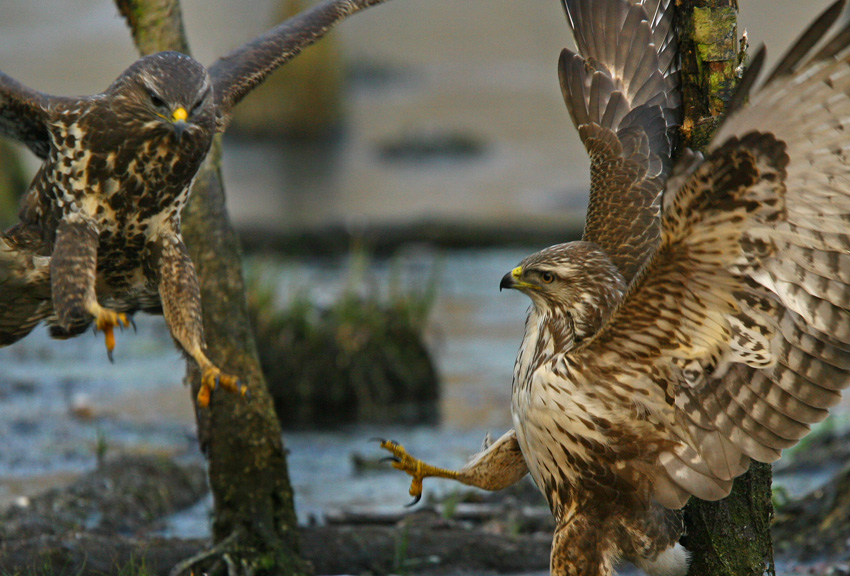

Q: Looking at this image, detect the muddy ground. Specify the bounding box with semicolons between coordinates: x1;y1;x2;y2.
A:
0;455;553;575
3;439;850;576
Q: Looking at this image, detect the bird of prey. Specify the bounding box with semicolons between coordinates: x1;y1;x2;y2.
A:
0;0;387;407
381;0;850;574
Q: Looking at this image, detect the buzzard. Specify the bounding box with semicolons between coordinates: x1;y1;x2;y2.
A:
381;0;850;574
0;0;387;407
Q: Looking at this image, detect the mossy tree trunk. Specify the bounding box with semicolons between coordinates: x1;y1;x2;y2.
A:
114;1;308;574
676;2;776;575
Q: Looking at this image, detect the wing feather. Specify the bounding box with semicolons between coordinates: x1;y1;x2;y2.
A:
0;70;51;158
743;371;829;423
0;225;52;344
209;0;388;130
558;1;850;505
701;383;782;463
560;0;680;283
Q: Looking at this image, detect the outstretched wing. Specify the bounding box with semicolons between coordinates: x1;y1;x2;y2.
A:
567;0;850;509
0;71;51;159
208;0;387;131
560;0;680;282
0;224;52;345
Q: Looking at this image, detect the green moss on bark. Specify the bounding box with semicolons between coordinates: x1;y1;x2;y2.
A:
679;0;741;137
682;462;775;575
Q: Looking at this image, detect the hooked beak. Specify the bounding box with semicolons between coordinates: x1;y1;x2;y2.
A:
170;106;188;141
500;265;540;292
500;266;523;291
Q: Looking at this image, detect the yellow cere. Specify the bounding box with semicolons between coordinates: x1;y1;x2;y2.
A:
172;106;188;122
511;266;523;279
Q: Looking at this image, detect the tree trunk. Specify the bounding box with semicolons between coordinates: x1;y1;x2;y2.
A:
114;2;308;574
676;2;776;575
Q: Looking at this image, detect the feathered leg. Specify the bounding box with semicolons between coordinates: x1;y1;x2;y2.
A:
50;214;129;360
551;514;614;576
620;504;689;576
152;232;245;407
378;429;529;504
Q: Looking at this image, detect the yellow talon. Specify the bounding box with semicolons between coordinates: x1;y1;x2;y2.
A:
197;383;212;408
378;439;461;505
94;310;130;362
197;364;246;408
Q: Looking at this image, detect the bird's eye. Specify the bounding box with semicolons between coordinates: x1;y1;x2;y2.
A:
190;97;206;116
540;271;555;284
190;89;210;116
149;92;166;109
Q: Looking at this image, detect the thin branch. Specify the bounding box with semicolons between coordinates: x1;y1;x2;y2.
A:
168;531;240;576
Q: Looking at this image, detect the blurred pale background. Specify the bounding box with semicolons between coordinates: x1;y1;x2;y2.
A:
0;0;834;235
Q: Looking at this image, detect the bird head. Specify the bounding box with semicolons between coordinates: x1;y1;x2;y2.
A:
500;241;627;340
107;51;216;147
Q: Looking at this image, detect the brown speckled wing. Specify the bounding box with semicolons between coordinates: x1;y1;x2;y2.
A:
208;0;388;131
0;224;52;344
560;0;680;283
570;1;850;509
567;136;780;508
0;70;52;159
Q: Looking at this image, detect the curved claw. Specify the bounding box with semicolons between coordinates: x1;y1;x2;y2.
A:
93;309;130;363
376;438;464;508
197;383;212;408
197;365;246;408
406;493;422;507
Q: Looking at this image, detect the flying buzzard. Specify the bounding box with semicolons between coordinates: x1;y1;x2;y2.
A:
381;1;850;575
0;0;387;407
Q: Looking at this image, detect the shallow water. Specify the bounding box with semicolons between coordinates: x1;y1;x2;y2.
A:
0;248;532;521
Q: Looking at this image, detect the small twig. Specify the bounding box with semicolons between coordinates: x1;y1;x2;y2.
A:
224;553;237;576
169;532;240;576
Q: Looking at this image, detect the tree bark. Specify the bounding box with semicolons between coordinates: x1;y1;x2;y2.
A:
676;2;776;575
114;1;308;573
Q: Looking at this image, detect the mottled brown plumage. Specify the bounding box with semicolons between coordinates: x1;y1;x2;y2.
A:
0;0;388;406
560;0;680;283
382;1;850;575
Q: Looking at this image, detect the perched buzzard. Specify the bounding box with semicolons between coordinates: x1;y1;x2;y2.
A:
0;0;387;407
381;1;850;574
